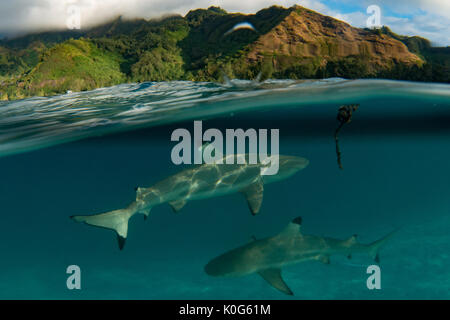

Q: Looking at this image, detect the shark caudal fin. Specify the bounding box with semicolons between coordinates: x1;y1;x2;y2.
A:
368;229;398;263
70;203;138;250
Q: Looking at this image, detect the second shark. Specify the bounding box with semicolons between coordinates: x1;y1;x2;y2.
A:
205;217;396;295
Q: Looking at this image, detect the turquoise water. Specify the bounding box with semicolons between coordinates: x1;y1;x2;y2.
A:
0;78;450;299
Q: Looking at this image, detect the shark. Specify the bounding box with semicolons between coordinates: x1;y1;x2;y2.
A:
204;217;396;295
71;154;309;249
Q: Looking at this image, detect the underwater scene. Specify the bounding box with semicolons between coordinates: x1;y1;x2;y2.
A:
1;78;450;299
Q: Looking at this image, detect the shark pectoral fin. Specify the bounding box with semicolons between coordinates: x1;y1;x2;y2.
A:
241;179;264;215
169;200;187;213
258;268;293;296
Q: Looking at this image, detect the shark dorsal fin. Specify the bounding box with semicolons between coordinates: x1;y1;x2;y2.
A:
135;187;145;198
258;268;293;296
278;217;302;238
169;200;187;213
241;178;264;215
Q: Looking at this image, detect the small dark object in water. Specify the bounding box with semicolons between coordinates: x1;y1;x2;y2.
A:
335;104;359;170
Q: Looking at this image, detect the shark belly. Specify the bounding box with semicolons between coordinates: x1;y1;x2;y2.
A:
162;163;262;202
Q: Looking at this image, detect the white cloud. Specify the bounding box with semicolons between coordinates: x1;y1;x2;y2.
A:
377;0;450;19
0;0;448;46
383;14;450;46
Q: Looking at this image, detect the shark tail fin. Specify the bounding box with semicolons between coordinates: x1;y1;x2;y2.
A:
70;203;137;250
368;229;398;263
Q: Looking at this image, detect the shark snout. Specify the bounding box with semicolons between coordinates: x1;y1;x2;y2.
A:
279;156;309;171
204;254;234;277
204;260;220;276
291;157;309;170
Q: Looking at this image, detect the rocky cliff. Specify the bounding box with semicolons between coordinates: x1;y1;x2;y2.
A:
0;5;447;100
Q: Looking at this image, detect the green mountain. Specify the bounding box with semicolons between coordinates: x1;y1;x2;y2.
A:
0;5;448;100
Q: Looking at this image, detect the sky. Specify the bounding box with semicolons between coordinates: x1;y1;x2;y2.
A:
0;0;448;46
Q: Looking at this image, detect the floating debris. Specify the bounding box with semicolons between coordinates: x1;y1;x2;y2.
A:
334;104;359;170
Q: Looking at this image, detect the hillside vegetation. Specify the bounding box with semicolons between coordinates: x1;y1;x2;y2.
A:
0;5;448;100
